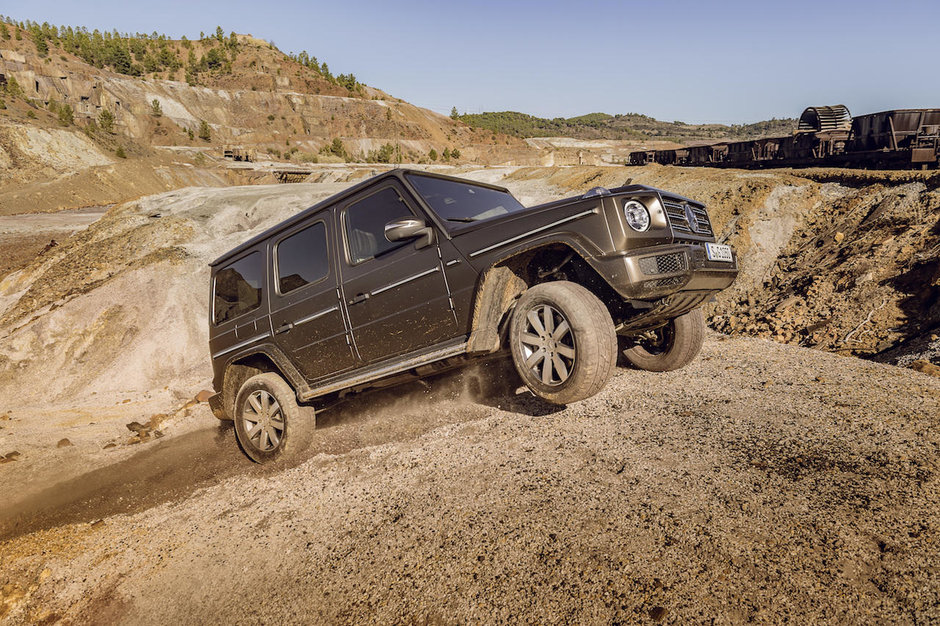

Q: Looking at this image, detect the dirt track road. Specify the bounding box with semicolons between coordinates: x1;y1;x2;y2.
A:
1;334;938;624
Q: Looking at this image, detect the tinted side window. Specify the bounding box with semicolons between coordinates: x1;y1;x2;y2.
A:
277;221;329;294
345;187;413;264
214;251;264;325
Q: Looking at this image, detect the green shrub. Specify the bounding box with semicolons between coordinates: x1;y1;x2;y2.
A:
150;99;162;117
198;120;211;141
115;146;126;158
4;76;23;99
428;148;438;161
57;103;73;125
98;109;114;133
366;143;395;163
319;137;347;160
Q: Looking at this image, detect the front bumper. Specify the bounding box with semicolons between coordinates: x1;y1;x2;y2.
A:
593;242;739;300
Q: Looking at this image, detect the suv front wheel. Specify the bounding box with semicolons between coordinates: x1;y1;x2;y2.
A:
509;281;617;405
620;307;705;372
234;372;314;463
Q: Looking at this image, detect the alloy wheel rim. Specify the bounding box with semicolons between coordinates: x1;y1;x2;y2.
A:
519;304;576;386
242;390;284;451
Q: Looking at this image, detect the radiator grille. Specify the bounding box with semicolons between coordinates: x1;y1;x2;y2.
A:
662;199;713;237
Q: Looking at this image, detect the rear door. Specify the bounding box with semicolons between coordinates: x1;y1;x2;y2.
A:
210;249;270;360
338;182;458;364
268;213;357;382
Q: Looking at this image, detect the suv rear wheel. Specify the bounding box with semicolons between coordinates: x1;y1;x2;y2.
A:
234;372;314;463
620;307;705;372
509;281;617;405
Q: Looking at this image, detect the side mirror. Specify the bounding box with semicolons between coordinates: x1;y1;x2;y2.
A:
384;217;435;248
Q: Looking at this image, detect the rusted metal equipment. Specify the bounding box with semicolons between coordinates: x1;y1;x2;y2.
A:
273;169;313;183
846;109;940;167
797;105;852;132
222;145;256;162
628;106;940;170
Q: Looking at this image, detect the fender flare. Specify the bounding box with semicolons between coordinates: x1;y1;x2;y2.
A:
466;238;605;354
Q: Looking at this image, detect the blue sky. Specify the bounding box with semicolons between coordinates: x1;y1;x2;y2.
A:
3;0;938;123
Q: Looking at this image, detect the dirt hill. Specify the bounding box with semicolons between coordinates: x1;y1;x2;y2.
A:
0;20;543;214
0;335;937;623
0;166;938;623
505;166;940;367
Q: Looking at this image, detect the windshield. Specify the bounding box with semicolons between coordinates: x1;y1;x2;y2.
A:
406;174;527;227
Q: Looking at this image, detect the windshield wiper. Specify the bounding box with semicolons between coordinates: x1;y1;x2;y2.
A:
445;217;478;223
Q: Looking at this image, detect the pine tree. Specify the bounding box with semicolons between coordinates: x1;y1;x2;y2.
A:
57;103;74;125
198;120;211;141
98;109;114;133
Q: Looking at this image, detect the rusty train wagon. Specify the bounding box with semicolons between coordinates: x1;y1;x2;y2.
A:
627;105;940;170
844;109;940;168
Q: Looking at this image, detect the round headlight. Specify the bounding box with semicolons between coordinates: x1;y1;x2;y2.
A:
623;200;650;232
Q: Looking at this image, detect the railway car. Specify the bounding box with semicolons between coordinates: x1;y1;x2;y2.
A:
845;109;940;168
625;105;939;170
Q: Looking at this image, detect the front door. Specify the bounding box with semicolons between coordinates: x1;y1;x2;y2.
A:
268;215;357;382
339;183;458;364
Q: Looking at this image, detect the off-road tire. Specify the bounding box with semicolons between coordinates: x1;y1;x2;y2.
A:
233;373;314;464
620;307;705;372
509;281;617;405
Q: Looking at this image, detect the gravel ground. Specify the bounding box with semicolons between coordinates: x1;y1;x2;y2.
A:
1;334;938;624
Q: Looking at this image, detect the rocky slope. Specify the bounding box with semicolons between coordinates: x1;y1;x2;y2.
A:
0;22;543;214
0;170;563;494
0;165;937;486
0;334;937;623
0;167;938;623
0;23;537;160
506;166;940;366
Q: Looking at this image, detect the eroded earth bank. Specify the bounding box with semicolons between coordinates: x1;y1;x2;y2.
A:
0;166;938;623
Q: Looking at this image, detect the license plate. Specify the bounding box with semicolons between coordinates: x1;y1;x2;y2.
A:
705;243;733;262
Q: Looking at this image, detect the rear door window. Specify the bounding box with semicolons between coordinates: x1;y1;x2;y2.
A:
213;251;264;325
276;221;329;294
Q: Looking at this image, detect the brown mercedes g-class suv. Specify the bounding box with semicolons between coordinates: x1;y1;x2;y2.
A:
208;170;738;462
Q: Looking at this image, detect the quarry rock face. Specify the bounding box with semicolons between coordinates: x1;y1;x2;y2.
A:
0;183;350;413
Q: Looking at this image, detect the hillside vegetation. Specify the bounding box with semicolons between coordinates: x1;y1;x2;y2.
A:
0;18;542;213
455;110;797;144
0;16;363;96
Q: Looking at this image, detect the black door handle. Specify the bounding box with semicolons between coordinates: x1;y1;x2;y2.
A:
349;293;370;305
274;322;293;335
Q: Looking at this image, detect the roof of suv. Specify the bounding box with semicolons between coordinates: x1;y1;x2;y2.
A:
209;168;513;268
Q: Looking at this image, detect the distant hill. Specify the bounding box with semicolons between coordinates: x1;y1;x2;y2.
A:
455;110;798;144
0;17;539;176
0;17;544;213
